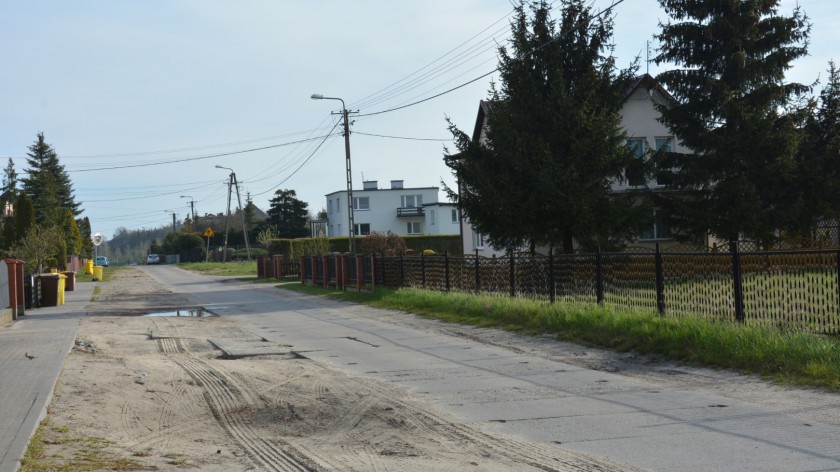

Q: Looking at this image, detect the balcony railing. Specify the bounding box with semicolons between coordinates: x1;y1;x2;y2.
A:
397;207;424;217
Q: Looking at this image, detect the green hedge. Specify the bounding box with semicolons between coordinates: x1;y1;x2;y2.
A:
266;235;462;257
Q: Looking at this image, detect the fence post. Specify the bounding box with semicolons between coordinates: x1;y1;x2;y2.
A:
509;250;515;298
380;252;386;287
549;247;556;304
731;241;745;322
836;250;840;322
595;249;604;305
399;252;405;287
474;249;481;293
445;251;451;292
369;255;376;289
655;243;665;315
421;252;426;288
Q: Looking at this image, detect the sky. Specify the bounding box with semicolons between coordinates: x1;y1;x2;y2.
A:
1;0;837;240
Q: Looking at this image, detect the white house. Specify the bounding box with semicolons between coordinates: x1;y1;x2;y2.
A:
325;180;457;237
456;74;700;256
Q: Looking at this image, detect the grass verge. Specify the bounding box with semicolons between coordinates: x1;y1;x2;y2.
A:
282;283;840;391
21;418;144;471
178;260;256;276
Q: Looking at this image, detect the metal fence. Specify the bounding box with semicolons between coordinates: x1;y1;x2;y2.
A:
300;244;840;335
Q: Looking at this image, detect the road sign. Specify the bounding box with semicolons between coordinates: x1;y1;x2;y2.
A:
203;227;215;238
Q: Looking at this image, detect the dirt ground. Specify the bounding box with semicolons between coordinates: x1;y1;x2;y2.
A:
31;268;840;471
32;268;651;471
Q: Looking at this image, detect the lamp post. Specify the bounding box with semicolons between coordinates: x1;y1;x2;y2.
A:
180;195;196;227
311;93;355;254
215;165;251;261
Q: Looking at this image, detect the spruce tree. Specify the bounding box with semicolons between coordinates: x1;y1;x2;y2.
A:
653;0;811;245
445;0;644;253
21;132;81;228
266;189;309;239
3;158;16;195
782;62;840;242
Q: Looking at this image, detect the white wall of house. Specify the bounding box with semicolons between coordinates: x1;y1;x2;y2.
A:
423;203;460;236
325;180;448;237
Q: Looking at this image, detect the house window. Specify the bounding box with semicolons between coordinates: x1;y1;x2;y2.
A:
430;209;436;225
407;221;422;235
327;199;332;214
334;198;340;213
353;196;370;210
474;231;485;250
401;194;423;207
354;223;371;236
451;209;458;222
639;210;672;241
626;138;647;187
655;137;675;186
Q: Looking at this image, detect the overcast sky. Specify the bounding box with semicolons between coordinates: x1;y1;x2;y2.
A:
1;0;836;240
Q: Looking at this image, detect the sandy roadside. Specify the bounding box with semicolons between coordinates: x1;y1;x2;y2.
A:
25;268;647;471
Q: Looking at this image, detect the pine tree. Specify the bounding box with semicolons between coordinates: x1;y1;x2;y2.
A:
653;0;811;245
21;133;81;228
445;0;644;253
266;189;309;239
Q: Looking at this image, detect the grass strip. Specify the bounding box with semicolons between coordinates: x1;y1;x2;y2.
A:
178;261;256;276
283;283;840;391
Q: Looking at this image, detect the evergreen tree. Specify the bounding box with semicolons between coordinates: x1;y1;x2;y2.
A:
445;0;644;253
653;0;811;245
266;189;309;239
782;62;840;242
78;217;94;259
21;133;81;228
3;158;16;195
243;193;257;237
11;191;35;246
64;210;82;256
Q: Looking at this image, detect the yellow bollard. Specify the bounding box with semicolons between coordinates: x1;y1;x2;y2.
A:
58;274;66;305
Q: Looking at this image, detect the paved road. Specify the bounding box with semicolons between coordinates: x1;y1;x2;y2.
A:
137;265;840;472
3;266;840;471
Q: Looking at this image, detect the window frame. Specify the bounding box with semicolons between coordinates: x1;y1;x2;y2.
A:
406;221;422;235
353;196;370;211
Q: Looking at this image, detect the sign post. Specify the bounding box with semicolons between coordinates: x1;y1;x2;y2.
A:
203;227;215;262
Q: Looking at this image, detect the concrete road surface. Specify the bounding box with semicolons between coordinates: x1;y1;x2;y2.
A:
139;265;840;471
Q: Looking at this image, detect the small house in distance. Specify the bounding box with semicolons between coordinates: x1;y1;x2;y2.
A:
324;180;459;238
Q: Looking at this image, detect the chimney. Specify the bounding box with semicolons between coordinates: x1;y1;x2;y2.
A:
363;180;378;190
390;180;404;189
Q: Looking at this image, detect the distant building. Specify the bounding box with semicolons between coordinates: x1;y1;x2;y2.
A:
325;180;457;237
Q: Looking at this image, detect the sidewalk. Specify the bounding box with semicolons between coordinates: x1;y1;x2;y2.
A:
0;280;94;472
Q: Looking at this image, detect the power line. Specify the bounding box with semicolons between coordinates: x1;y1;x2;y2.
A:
354;131;450;142
67;133;339;173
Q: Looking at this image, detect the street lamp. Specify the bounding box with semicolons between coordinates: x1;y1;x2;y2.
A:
215;165;251;261
311;93;355;254
180;195;196;226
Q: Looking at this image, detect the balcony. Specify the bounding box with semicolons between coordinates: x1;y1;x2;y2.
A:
397;207;424;218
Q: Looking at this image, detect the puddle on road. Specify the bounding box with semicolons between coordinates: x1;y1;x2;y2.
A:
143;308;216;317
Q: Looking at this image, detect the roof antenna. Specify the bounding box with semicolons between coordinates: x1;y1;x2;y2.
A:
646;40;651;76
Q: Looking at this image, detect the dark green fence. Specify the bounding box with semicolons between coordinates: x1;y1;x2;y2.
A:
300;245;840;334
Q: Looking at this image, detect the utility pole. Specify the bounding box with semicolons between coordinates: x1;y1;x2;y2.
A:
231;172;251;261
223;173;232;262
172;212;176;234
311;94;357;253
216;165;251;262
